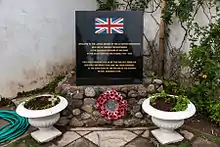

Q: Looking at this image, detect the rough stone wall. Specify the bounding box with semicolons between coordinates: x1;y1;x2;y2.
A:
55;75;164;127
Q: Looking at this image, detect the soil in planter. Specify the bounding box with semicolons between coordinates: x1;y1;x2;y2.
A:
151;97;177;112
24;96;60;110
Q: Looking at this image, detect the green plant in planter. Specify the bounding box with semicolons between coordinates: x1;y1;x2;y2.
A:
150;90;190;112
163;80;186;96
24;95;60;110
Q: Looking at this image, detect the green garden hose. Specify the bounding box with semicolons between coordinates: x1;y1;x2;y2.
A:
0;110;29;143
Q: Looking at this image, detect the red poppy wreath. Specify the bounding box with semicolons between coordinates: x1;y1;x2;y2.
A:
96;89;128;121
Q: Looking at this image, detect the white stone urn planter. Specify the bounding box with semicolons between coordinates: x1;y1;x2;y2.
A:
142;95;196;144
16;94;68;143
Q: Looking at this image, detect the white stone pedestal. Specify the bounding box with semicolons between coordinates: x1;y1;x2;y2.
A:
151;129;184;145
16;94;68;143
142;98;196;145
31;127;62;143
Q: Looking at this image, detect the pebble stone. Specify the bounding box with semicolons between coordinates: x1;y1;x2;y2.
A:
153;79;163;85
85;87;96;97
135;112;143;119
72;108;81;116
180;130;194;140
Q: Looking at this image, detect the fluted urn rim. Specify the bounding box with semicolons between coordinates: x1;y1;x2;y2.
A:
142;95;196;120
16;94;68;118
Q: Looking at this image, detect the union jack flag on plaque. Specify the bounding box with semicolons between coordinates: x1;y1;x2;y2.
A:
95;17;124;34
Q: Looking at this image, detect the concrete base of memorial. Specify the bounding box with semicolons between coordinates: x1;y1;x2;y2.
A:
54;75;165;128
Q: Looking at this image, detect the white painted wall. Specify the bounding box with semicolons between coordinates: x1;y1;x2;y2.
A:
0;0;97;98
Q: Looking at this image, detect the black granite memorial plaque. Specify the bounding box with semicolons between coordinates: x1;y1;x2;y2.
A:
76;11;143;85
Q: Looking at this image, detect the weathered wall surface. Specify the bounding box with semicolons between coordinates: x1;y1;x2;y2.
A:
0;0;97;98
142;1;217;79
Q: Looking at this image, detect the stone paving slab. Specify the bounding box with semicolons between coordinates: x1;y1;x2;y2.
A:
84;130;137;147
76;131;92;136
132;130;144;135
142;130;150;138
50;127;154;147
4;127;220;147
66;138;98;147
69;127;156;131
56;131;81;146
125;137;154;147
